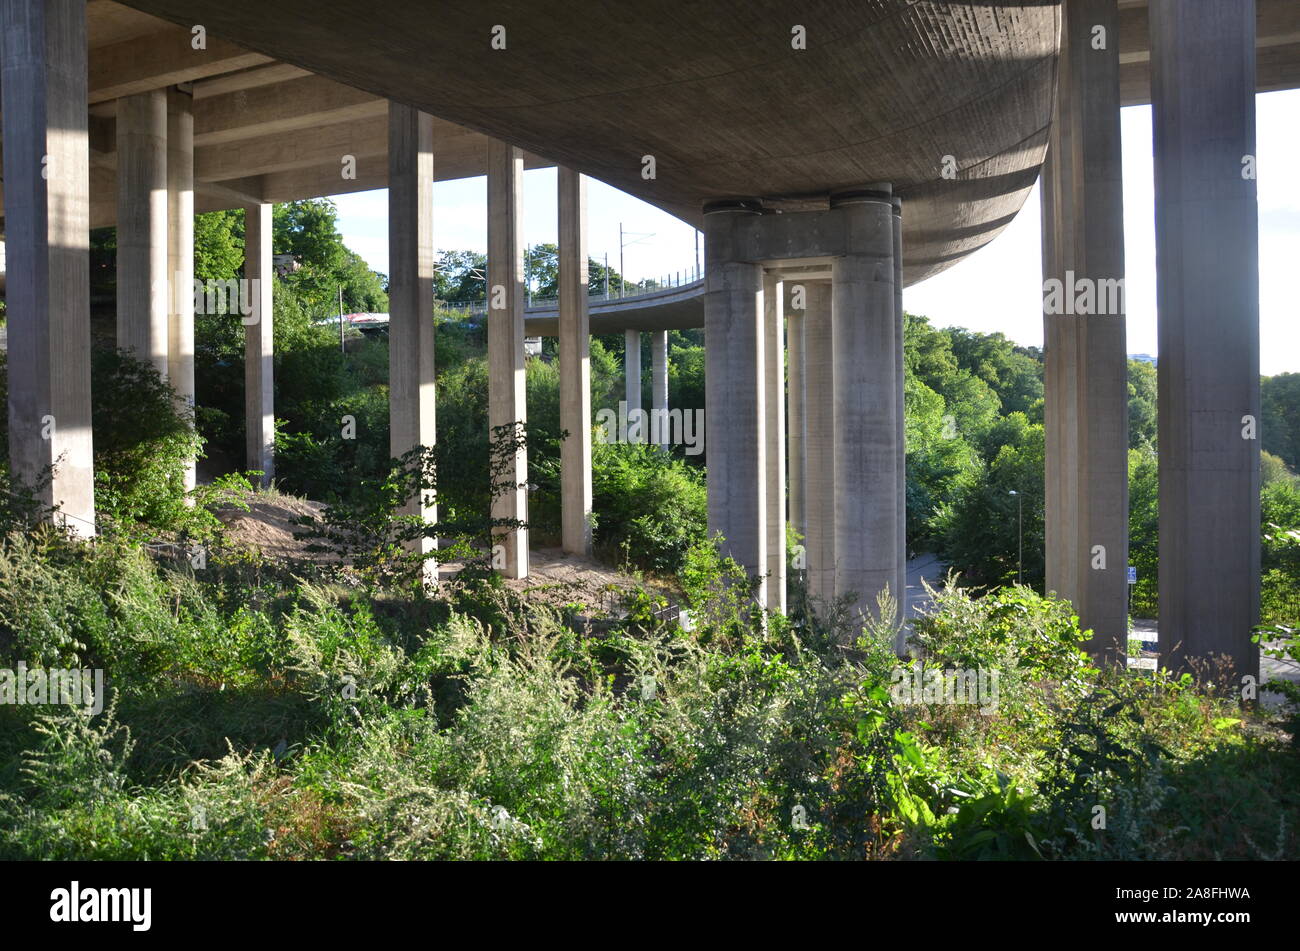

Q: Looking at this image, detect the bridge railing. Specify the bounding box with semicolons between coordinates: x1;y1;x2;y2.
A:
437;263;702;317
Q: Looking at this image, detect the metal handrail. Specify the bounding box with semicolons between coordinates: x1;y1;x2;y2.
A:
437;263;703;315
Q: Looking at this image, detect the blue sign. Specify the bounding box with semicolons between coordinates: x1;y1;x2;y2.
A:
1127;566;1137;585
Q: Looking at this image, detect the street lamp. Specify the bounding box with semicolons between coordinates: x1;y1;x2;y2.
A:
1008;490;1023;585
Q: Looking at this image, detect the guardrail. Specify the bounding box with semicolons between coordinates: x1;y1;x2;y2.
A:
438;263;703;316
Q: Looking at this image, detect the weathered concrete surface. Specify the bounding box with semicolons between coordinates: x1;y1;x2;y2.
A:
0;0;97;535
243;202;274;484
558;166;592;555
387;103;437;574
802;281;835;608
166;86;196;493
832;195;901;628
487;139;528;579
763;270;786;613
109;0;1063;284
116;88;168;374
1151;0;1261;680
786;286;807;549
1040;0;1129;663
704;208;765;604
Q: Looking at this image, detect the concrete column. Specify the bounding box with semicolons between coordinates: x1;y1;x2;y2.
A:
0;0;96;535
831;190;900;628
624;328;642;441
651;330;669;448
703;205;766;604
803;282;834;607
243;202;274;484
558;166;592;555
763;271;787;612
487;139;528;578
892;199;907;633
167;87;196;493
116;89;169;376
786;285;807;548
388;103;437;575
1150;0;1260;679
1040;0;1129;662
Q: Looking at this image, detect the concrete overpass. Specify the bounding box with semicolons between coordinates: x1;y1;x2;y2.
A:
1;0;1292;676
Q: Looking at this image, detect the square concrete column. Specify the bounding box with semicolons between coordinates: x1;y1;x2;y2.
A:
1150;0;1260;679
243;202;274;484
651;330;669;448
703;207;766;604
0;0;96;535
487;139;528;578
167;87;196;493
625;328;642;440
802;281;835;608
558;166;592;555
891;199;907;627
786;284;807;548
116;89;169;377
831;191;901;628
388;103;437;576
1040;0;1129;663
763;271;786;612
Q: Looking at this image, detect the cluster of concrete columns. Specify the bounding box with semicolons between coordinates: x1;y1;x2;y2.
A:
703;189;906;630
1042;0;1260;677
621;329;671;446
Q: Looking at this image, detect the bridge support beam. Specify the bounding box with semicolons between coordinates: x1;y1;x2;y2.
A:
487;139;529;578
0;0;96;535
244;202;274;484
831;190;902;630
763;271;786;612
167;87;197;493
558;166;592;556
117;89;169;376
1150;0;1260;679
651;330;669;448
703;205;767;606
1041;0;1129;663
388;102;437;577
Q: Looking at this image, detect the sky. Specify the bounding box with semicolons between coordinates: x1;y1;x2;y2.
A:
332;89;1300;376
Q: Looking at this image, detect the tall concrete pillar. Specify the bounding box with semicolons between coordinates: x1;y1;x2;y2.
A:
831;190;900;628
651;330;669;448
786;286;807;550
1150;0;1260;679
763;271;787;612
624;329;642;440
487;139;528;578
116;89;169;376
802;281;834;607
1040;0;1129;662
703;203;766;604
243;202;274;484
388;103;437;575
0;0;96;535
558;166;592;555
892;198;907;627
167;87;196;493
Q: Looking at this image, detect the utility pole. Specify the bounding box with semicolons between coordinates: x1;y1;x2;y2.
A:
338;285;345;353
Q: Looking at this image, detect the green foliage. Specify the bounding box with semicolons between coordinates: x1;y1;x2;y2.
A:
1262;372;1300;471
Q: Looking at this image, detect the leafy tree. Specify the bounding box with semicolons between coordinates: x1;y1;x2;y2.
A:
1262;372;1300;470
1128;358;1157;450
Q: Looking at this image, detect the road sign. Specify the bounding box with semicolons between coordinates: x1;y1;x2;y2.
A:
1127;566;1137;585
